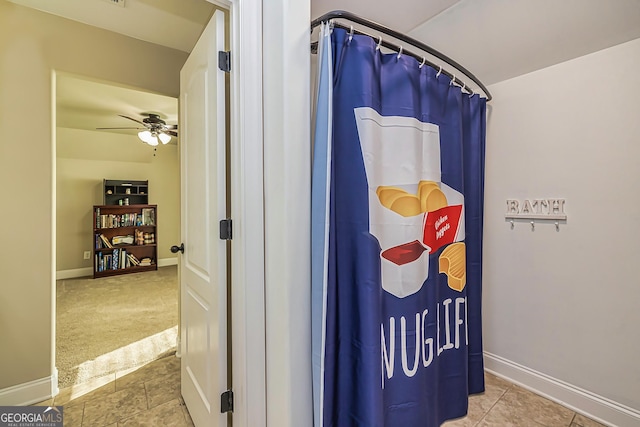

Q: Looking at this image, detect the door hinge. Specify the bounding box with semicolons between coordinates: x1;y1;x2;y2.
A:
220;219;232;240
218;51;231;73
221;389;234;413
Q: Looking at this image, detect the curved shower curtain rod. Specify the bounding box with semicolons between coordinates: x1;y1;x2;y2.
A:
311;10;492;101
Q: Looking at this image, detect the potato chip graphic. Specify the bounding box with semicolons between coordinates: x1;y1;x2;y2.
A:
439;242;466;292
418;180;439;197
419;182;448;213
389;194;422;217
377;186;423;217
377;186;408;208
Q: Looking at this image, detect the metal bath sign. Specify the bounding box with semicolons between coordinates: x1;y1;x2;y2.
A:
505;198;567;220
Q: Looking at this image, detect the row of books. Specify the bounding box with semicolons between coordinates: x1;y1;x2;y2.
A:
94;249;153;272
95;233;113;249
95;208;155;229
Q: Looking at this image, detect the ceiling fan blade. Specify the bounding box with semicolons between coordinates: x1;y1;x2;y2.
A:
96;126;146;130
165;130;178;137
165;124;178;130
118;114;148;126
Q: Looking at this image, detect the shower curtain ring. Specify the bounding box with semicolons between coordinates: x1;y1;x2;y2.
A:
450;74;456;86
436;66;442;78
461;81;466;92
419;57;426;69
376;36;382;51
469;86;475;98
348;25;354;42
397;46;403;59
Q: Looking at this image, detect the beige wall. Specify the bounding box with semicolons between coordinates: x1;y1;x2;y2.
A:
57;128;179;272
484;37;640;415
0;1;186;391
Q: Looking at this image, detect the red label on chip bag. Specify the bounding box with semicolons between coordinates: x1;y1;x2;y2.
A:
422;205;462;252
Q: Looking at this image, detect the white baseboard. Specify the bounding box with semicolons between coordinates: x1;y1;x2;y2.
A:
0;374;56;406
56;267;92;280
158;257;178;267
56;258;177;279
484;352;640;427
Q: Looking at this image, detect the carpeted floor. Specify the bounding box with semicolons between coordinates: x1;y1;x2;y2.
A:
56;266;178;389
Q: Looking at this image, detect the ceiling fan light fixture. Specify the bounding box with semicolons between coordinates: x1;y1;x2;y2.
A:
158;132;171;144
138;130;159;146
138;130;152;143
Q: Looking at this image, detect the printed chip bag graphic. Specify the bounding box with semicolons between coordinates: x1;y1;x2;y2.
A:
355;107;465;298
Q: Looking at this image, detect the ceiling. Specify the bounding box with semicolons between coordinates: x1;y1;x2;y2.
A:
56;74;178;141
8;0;215;53
312;0;461;34
312;0;640;88
10;0;640;139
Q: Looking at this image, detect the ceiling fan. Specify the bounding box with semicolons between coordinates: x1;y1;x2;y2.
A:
97;113;178;146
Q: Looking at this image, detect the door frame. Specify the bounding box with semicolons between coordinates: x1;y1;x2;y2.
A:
203;0;313;424
206;0;267;425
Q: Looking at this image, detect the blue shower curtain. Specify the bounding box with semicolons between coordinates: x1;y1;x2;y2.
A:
312;26;486;427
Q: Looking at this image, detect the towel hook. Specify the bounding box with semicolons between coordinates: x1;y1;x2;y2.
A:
397;46;403;59
419;57;426;69
348;25;354;42
436;66;442;79
531;221;535;231
376;35;382;51
555;221;560;231
510;220;514;230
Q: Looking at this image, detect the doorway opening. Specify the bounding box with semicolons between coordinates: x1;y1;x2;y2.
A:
54;72;181;393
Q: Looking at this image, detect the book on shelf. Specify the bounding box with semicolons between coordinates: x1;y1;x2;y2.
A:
112;235;134;245
96;233;113;249
127;253;140;266
112;249;119;270
120;249;126;269
139;257;153;266
141;208;156;226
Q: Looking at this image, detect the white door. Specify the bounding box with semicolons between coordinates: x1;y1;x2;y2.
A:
179;10;228;427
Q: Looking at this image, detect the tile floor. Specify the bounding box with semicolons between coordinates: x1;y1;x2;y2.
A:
35;354;607;427
36;354;193;426
443;374;607;427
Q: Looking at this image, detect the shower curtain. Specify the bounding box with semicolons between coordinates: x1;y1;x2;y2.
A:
312;25;487;427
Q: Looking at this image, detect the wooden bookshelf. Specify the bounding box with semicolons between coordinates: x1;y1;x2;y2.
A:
93;204;158;278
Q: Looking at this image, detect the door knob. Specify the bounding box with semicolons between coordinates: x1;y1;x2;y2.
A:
170;243;184;254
